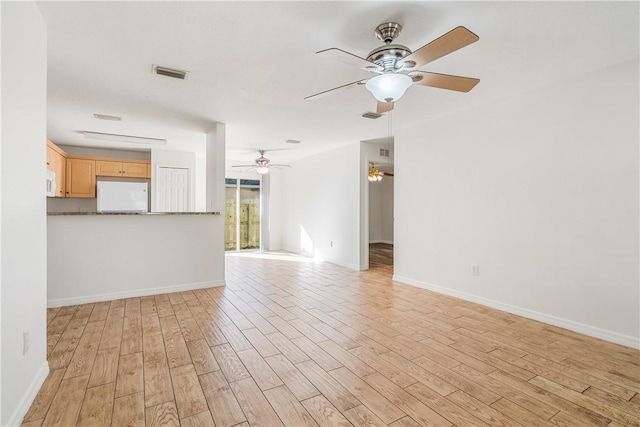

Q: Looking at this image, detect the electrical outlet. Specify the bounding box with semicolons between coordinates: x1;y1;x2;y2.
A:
23;330;30;355
472;265;480;276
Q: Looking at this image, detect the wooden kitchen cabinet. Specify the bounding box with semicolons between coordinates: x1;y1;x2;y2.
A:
122;161;149;178
95;160;122;177
46;140;66;197
66;158;96;198
96;160;150;178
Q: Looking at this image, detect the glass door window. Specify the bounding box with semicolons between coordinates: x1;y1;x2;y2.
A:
225;178;260;251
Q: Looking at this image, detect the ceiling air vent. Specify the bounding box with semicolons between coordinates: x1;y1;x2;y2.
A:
93;113;122;121
153;65;188;80
379;148;390;157
286;139;301;144
362;112;382;119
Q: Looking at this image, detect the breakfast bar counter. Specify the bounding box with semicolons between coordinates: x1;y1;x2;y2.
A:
48;211;221;215
47;212;225;307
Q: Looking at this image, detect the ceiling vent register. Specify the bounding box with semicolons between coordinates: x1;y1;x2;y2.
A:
362;112;382;119
153;65;188;80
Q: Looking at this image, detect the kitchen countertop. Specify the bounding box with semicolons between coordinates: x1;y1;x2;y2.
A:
48;211;221;216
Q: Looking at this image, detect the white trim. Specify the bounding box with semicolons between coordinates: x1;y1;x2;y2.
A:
7;361;49;426
325;258;363;271
47;280;225;308
392;275;640;349
369;240;393;245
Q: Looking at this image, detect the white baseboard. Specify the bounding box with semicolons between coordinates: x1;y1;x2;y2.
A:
392;275;640;349
325;258;362;271
7;361;49;426
47;280;225;308
369;240;393;245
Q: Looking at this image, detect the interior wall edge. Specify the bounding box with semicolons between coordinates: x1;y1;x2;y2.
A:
5;361;49;427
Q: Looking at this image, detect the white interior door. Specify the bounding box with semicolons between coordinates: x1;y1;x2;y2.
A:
157;167;190;212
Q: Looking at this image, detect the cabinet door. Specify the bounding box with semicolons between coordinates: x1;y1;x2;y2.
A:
95;160;122;177
66;159;96;198
50;149;66;197
46;146;66;197
122;162;150;178
46;147;54;172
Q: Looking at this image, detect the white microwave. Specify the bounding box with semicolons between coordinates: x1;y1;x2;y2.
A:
46;170;56;197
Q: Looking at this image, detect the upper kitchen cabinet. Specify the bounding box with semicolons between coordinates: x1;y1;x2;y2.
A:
46;140;66;197
122;161;150;178
96;160;150;178
66;158;96;198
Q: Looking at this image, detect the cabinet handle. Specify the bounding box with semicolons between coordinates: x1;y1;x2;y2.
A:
46;162;50;165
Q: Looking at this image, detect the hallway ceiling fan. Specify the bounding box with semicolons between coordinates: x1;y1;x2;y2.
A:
232;150;291;175
306;22;480;114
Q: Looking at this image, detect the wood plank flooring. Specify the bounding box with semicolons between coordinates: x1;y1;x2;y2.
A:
25;249;640;426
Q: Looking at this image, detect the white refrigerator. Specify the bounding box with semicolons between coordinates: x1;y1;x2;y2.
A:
97;181;148;212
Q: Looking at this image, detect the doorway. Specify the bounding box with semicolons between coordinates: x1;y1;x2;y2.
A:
368;169;394;274
225;178;261;251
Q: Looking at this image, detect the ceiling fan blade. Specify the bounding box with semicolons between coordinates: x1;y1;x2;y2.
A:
305;78;367;100
270;164;291;169
400;26;479;69
232;165;257;168
381;172;394;177
411;71;479;93
376;101;394;114
316;48;382;72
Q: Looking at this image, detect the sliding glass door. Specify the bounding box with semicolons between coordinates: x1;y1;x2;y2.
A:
225;178;261;251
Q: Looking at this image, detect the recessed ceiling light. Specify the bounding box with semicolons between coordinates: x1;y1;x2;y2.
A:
93;113;122;121
285;139;301;144
83;131;167;145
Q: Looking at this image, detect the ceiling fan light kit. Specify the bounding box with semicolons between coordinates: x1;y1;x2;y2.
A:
365;73;413;103
368;162;384;182
307;21;479;109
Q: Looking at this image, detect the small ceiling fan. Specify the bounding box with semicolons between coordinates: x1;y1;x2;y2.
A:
306;22;480;113
232;150;291;175
368;162;393;182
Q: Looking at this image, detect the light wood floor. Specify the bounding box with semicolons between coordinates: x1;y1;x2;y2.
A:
24;251;640;426
369;243;393;275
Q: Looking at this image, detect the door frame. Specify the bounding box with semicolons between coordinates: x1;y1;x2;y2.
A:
224;174;262;252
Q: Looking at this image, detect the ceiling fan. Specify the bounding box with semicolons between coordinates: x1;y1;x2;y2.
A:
232;150;291;175
368;162;393;182
305;22;480;113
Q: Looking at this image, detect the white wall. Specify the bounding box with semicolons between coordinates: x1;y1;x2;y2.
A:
267;169;284;250
48;215;223;305
394;59;639;347
1;2;49;424
195;155;206;212
205;124;225;214
369;177;394;244
279;143;362;269
151;149;197;212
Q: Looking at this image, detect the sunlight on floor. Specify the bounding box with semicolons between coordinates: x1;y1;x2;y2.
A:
225;250;320;263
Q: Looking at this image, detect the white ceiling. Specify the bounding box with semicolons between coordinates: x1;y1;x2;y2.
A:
38;1;639;165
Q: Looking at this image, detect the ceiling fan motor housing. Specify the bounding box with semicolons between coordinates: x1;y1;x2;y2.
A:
375;22;402;43
368;22;412;71
367;44;412;71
